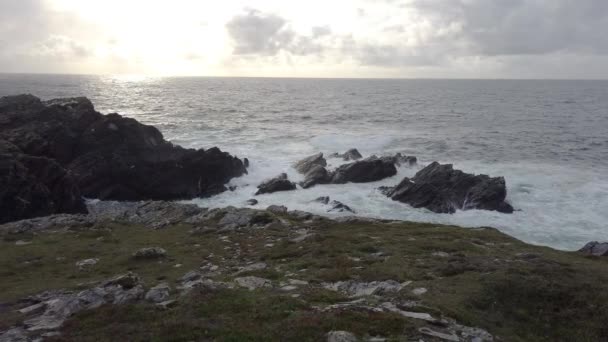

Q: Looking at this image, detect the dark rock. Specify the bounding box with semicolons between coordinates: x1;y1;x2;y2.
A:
331;148;363;161
579;242;608;256
246;199;259;206
0;141;87;224
366;153;417;167
301;164;331;189
331;160;397;184
0;94;247;205
315;196;331;205
243;158;250;168
328;200;356;213
384;162;514;214
293;152;327;174
255;173;297;195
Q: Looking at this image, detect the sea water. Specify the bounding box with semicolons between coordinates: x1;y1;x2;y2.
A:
1;74;607;250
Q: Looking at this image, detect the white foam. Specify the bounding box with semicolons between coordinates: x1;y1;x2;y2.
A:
189;148;608;251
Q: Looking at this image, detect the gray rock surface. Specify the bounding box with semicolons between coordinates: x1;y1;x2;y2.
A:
327;331;358;342
145;283;171;303
133;247;167;259
234;276;272;290
294;152;327;174
579;241;608;256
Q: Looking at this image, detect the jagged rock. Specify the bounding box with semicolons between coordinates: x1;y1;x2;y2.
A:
366;153;417;167
234;276;272;290
75;258;99;271
579;242;608;256
145;283;171;303
327;331;358;342
0;95;247;207
294;152;327;174
323;280;409;297
330;149;363;161
246;199;258;206
331;159;397;184
300;165;331;189
383;162;514;214
133;247;167;259
0;141;87;224
255;173;297;195
315;196;331;205
328;200;355;213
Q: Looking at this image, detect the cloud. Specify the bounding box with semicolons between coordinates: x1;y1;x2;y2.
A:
225;9;327;57
0;0;94;72
407;0;608;56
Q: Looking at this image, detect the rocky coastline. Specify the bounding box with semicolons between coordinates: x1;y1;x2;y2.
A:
1;95;607;341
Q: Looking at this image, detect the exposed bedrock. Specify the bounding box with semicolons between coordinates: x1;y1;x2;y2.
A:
382;162;514;214
0;94;247;222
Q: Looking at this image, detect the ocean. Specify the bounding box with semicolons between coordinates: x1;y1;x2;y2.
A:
1;74;607;250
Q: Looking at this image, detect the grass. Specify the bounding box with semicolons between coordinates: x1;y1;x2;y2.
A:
1;215;608;341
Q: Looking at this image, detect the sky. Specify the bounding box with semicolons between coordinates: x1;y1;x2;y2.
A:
0;0;607;78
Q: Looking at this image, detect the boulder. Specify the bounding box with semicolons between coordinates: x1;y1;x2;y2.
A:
383;162;514;214
0;95;247;206
246;199;259;206
330;148;363;161
331;160;397;184
300;164;331;189
293;152;327;174
255;173;297;195
579;242;608;256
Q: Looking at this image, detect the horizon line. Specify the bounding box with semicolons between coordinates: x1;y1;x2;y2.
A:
0;71;607;82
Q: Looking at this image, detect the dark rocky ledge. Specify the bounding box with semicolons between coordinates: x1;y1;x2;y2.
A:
382;162;514;214
0;94;247;223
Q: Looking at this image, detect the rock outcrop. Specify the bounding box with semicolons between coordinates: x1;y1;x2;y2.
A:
0;140;87;224
0;95;247;222
383;162;514;214
293;152;327;174
301;165;332;189
256;173;297;195
579;242;608;256
331;159;397;184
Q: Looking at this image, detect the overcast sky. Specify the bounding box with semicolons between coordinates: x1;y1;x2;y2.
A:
1;0;607;78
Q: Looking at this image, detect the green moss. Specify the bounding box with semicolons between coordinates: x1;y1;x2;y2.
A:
2;217;608;341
